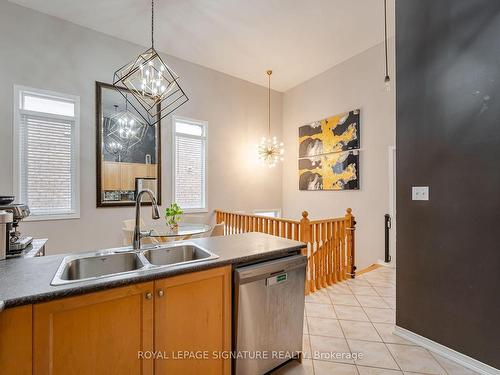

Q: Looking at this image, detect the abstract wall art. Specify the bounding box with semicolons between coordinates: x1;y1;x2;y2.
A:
298;150;359;191
298;109;360;158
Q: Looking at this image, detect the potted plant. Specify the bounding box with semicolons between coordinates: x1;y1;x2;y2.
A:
165;203;183;231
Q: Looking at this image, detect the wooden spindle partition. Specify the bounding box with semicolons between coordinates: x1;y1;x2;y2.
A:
215;208;356;295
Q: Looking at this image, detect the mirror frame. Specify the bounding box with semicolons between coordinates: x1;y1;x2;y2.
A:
95;81;162;207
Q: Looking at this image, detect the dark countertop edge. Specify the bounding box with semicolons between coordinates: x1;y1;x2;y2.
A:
2;244;304;309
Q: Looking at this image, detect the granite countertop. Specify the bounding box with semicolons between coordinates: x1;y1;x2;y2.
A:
0;232;304;310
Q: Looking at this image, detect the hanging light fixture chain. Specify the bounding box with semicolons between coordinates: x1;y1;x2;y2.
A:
151;0;155;48
383;0;389;79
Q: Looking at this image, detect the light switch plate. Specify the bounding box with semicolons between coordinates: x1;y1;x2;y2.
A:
412;186;429;201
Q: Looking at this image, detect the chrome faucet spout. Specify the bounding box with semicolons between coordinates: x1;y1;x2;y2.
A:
133;189;160;250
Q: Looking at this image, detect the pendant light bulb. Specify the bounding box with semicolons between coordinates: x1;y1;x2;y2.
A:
384;75;391;92
383;0;391;92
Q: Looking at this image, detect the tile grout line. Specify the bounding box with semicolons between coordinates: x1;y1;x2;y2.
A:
353;272;404;374
330;281;361;375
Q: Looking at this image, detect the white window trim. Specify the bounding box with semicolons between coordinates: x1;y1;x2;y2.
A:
13;85;80;222
253;209;282;218
171;115;208;214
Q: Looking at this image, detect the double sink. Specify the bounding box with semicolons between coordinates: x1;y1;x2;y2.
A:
51;243;219;285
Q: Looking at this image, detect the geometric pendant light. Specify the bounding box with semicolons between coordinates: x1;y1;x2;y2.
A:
113;0;188;126
257;70;284;168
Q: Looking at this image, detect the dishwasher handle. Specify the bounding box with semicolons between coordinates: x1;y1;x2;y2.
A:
235;255;307;284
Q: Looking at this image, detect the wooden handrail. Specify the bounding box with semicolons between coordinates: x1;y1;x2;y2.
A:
214;208;356;294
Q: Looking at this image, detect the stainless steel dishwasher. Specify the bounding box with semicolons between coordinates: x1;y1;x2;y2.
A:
234;254;307;375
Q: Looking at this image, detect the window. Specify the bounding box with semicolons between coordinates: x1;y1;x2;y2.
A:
13;86;80;221
172;116;207;212
254;209;281;218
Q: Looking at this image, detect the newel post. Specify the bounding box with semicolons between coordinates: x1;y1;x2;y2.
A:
345;208;356;279
299;211;312;294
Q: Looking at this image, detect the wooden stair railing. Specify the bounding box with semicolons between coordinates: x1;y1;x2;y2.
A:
215;209;356;294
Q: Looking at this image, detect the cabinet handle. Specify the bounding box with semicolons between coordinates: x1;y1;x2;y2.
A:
157;289;164;298
145;292;153;300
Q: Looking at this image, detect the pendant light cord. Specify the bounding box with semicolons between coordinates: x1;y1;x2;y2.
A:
268;72;271;136
151;0;155;48
383;0;389;79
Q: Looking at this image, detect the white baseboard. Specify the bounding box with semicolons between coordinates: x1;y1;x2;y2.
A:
394;326;499;375
377;259;396;268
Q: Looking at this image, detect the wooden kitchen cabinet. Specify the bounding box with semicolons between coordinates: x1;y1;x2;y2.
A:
102;161;157;191
0;305;32;375
33;282;154;375
154;266;232;375
101;161;122;190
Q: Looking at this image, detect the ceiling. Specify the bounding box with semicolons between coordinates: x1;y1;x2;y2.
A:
9;0;395;92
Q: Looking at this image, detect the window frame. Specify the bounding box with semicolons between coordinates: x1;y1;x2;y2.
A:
13;85;80;221
171;115;208;214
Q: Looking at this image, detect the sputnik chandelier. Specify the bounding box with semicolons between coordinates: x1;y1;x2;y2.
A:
113;0;188;126
258;70;284;168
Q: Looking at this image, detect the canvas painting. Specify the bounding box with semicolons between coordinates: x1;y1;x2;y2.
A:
298;109;360;158
298;150;359;191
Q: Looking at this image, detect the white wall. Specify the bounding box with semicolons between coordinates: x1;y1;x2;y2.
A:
0;1;283;254
281;42;395;269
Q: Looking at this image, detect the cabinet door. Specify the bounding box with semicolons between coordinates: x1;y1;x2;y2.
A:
102;161;121;190
34;282;154;375
154;266;231;375
0;305;32;375
120;163;149;191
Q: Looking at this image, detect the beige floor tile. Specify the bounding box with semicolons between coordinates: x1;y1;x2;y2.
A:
372;323;416;345
327;283;354;295
382;297;396;309
302;335;312;359
306;302;336;318
331;294;361;306
374;286;396;297
357;365;404;375
429;353;480;375
303;319;308;335
305;289;332;304
271;359;314;374
356;295;391;308
314;361;359;375
386;344;446;375
350;286;380;296
347;339;400;370
309;335;353;364
366;279;396;288
340;320;382;342
307;317;344;338
335;305;370;322
364;307;395;323
347;278;372;287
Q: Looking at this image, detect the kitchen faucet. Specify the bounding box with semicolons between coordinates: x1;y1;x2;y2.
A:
133;189;160;250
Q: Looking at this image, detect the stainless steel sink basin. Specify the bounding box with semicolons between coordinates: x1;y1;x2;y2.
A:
51;243;219;285
143;244;218;266
52;252;147;285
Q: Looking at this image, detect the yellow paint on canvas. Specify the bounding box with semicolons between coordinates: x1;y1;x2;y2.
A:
299;113;358;154
299;153;357;190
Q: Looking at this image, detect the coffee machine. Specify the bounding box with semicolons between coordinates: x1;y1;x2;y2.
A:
1;204;33;256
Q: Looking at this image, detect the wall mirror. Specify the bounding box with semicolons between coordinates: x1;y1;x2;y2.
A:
96;81;161;207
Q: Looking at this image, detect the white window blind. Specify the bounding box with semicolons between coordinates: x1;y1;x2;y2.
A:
172;117;207;212
14;86;80;220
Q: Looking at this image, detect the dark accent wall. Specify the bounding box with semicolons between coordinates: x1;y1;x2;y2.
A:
396;0;500;368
